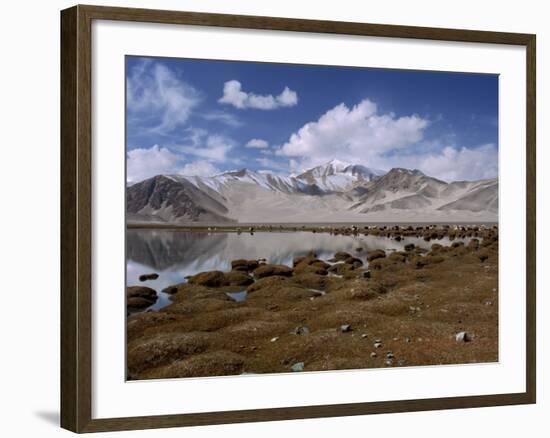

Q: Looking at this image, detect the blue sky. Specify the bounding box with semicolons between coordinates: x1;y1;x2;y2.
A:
126;55;498;183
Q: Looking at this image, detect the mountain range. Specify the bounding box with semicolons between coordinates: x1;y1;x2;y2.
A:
126;159;498;224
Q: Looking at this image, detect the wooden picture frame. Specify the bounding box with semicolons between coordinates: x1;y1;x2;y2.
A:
61;4;536;433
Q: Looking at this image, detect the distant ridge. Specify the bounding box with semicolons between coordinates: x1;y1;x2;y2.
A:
126;160;498;224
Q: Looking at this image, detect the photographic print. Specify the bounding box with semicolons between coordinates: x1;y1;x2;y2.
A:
125;56;499;380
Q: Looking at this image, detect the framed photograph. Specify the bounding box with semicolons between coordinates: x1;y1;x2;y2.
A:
60;4;536;433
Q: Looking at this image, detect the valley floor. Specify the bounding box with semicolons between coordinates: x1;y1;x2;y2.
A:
126;225;498;379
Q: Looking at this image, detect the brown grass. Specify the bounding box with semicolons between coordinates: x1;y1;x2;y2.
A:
126;228;499;379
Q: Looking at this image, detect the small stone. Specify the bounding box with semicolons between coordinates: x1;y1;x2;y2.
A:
139;273;159;282
361;333;368;339
362;270;371;279
270;337;279;342
370;352;377;358
393;337;399;341
291;326;310;335
485;300;493;306
340;324;352;333
492;288;497;292
385;359;393;366
386;352;395;359
405;337;411;343
455;331;472;342
374;342;382;349
291;362;305;372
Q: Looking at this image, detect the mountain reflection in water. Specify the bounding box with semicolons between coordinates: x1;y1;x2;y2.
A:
127;229;466;311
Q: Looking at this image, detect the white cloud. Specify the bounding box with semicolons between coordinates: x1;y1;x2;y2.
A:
127;60;201;133
177;133;234;162
377;144;498;182
202;110;242;127
219;80;298;110
126;145;224;183
126;145;182;183
255;157;289;172
276;98;496;181
278;99;428;170
180;160;220;177
246;138;269;149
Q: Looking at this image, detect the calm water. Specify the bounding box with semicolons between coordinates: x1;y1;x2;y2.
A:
127;229;467;311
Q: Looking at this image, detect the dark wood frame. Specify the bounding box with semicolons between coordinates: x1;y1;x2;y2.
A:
61;4;536;433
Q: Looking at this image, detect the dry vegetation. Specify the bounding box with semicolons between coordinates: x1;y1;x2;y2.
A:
126;225;498;380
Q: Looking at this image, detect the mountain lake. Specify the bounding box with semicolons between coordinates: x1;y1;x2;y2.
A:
127;229;471;311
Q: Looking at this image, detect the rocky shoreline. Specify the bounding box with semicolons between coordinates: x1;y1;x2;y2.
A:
126;225;499;380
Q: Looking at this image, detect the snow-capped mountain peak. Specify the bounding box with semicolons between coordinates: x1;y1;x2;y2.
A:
296;160;383;191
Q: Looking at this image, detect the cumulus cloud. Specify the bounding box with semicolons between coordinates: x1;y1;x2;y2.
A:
278;99;428;169
126;145;182;183
276;98;496;181
219;80;298;110
377;144;498;182
246;138;269;149
127;60;201;134
126;145;224;183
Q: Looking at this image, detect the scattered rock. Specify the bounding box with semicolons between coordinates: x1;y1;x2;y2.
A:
187;271;227;287
455;331;472;342
327;263;355;276
374;342;383;349
340;324;352;333
388;252;406;263
344;257;364;268
404;243;415;252
291;362;305;372
162;285;179;294
139;273;159;282
386;352;395;359
361;334;368;339
362;270;371;279
291;326;310;335
270;337;279;343
247;276;289;293
127;296;155;311
291;273;328;290
332;251;354;262
367;249;386;262
127;286;157;311
370;352;377;358
414;255;445;269
294;263;328;276
477;251;490;262
231;259;260;272
224;271;254;286
254;264;294;279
